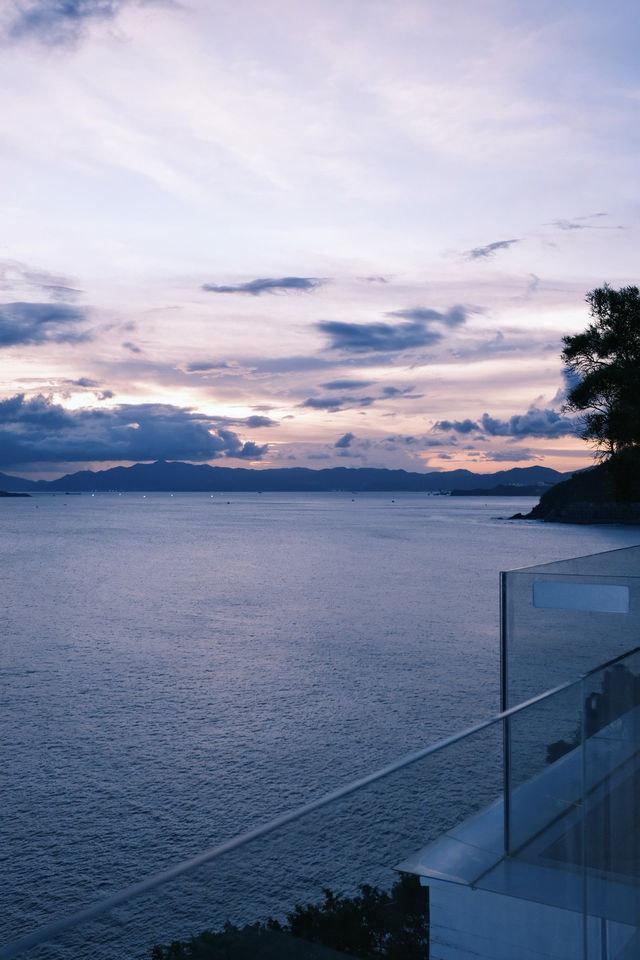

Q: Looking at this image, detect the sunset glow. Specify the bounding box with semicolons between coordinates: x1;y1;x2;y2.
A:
1;0;637;478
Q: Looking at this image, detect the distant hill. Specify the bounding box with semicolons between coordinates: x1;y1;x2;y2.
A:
0;472;40;491
0;460;571;493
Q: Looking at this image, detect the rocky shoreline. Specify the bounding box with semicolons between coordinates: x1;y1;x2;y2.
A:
512;457;640;524
513;500;640;524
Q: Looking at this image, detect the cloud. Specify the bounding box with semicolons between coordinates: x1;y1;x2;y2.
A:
0;394;269;467
467;239;521;260
185;361;231;372
215;429;268;460
318;319;442;353
380;434;418;446
243;415;276;428
551;219;587;232
335;432;355;448
321;379;374;390
483;449;538;462
3;0;166;47
317;304;469;355
41;284;82;301
247;355;335;374
4;0;131;45
435;417;479;434
421;436;457;448
514;273;540;300
73;377;99;388
479;408;579;439
123;341;142;353
436;406;579;439
450;328;557;361
386;305;468;327
301;395;374;410
549;213;615;231
202;277;325;295
0;260;81;301
25;376;113;401
69;378;114;400
380;385;421;399
0;302;90;347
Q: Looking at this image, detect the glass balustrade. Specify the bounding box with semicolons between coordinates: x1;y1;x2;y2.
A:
5;649;640;960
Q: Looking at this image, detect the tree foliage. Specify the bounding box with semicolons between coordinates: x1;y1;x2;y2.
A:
276;875;429;960
150;874;429;960
561;284;640;456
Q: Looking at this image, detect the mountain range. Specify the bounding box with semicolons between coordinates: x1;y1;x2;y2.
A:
0;460;572;493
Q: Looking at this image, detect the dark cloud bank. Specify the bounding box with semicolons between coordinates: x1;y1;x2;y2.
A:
436;406;579;439
317;305;469;353
0;302;89;346
0;394;270;467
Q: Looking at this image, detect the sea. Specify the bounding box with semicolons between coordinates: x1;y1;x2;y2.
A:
2;492;639;958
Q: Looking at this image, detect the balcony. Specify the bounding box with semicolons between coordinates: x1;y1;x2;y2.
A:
401;544;640;959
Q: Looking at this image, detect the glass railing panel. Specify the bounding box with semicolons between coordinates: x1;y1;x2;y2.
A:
2;719;504;960
582;650;640;955
503;677;586;958
504;648;640;959
502;563;640;710
507;677;584;858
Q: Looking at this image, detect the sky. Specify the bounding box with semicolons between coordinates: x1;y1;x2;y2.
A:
0;0;638;479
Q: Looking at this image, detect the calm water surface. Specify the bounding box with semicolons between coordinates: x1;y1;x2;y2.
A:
2;492;638;956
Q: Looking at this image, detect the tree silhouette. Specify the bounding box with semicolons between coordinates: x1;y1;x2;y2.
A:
150;874;429;959
562;284;640;456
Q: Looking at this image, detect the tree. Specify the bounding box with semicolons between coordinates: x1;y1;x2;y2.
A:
561;284;640;457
